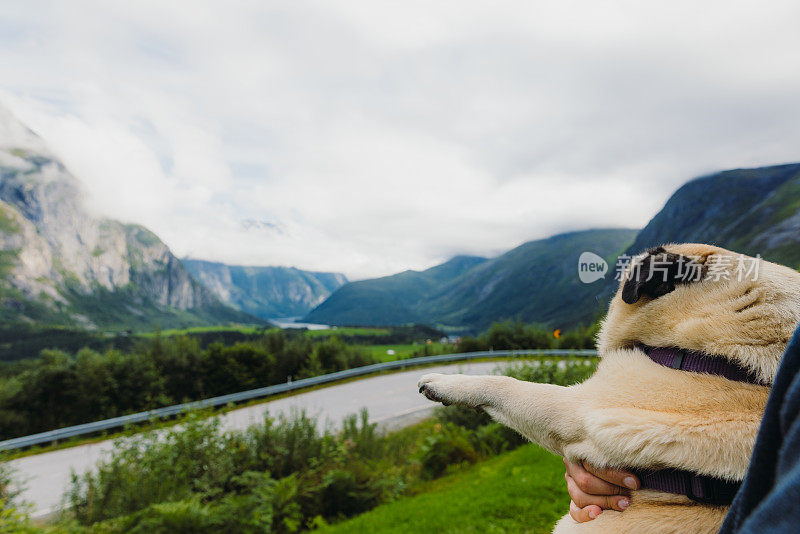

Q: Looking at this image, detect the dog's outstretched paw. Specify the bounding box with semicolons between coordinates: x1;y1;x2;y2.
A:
417;373;464;406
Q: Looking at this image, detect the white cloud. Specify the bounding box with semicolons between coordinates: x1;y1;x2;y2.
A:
1;0;800;279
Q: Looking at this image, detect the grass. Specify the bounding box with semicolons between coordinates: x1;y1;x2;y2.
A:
367;343;450;362
138;325;387;338
322;444;568;534
305;326;391;337
138;324;274;337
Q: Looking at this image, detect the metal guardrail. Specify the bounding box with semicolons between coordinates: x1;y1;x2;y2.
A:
0;348;596;452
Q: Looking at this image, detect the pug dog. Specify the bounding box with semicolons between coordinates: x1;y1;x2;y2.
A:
419;244;800;533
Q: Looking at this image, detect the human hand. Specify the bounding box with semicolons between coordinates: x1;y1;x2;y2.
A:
563;459;639;522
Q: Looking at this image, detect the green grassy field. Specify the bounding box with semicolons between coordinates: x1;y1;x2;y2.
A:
305;326;391;337
141;325;388;338
322;444;569;534
138;324;272;337
366;342;449;361
137;325;450;363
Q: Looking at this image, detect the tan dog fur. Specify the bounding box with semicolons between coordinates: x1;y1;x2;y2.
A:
418;244;800;533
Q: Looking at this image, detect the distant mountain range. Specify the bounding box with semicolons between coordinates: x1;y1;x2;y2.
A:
182;259;347;320
304;229;637;330
305;162;800;330
2;104;798;333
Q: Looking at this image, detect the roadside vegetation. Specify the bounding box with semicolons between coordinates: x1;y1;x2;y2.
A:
321;444;567;533
456;320;600;351
0;321;597;440
0;358;595;533
0;331;371;440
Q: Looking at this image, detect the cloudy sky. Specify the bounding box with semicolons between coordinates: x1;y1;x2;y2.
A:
2;1;800;279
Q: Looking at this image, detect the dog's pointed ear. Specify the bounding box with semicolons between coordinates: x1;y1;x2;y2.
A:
621;247;701;304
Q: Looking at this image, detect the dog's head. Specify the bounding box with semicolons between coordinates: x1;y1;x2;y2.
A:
598;243;800;383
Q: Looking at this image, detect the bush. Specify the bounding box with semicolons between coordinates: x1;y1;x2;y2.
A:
63;407;414;533
434;405;491;431
455;320;600;352
499;358;596;386
0;462;39;534
111;498;220;534
472;423;527;456
417;423;479;479
67;414;237;524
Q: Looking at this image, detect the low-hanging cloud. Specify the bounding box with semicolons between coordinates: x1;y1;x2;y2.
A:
2;0;800;279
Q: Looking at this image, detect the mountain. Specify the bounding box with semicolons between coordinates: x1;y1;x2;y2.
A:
424;229;637;329
304;255;488;326
625;163;800;268
304;230;637;330
182;259;347;319
0;105;260;330
305;162;800;331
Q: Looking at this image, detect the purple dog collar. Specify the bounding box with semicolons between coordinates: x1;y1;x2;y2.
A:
640;345;764;385
629;345;765;505
635;469;741;506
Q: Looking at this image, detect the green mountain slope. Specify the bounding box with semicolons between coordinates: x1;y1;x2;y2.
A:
427;229;638;329
304;255;488;326
182;259;348;319
305;230;637;330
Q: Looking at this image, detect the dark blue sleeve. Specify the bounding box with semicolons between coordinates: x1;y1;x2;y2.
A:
719;321;800;533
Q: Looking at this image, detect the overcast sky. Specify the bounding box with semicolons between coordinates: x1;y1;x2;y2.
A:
2;1;800;279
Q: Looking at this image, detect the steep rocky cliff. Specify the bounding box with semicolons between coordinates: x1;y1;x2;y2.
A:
0;105;258;329
182;259;347;319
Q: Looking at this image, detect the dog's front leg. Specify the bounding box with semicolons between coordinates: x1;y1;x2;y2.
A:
418;373;584;455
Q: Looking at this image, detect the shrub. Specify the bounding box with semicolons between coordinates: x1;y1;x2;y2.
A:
67;414;236;524
455;320;601;353
111;498;220;534
239;409;333;479
471;423;527;456
0;462;37;534
499;358;596;386
417;423;479;479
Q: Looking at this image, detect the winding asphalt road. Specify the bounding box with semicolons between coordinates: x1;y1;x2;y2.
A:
8;360;509;519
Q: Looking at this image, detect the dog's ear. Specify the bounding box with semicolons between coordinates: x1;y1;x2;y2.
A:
621;247;701;304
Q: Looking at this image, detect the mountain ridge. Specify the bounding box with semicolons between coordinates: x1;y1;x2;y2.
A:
182;259;348;319
3;106;798;332
304;255;488;326
304;229;637;330
305;162;800;330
